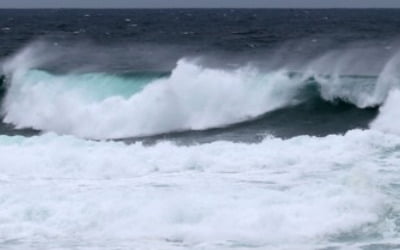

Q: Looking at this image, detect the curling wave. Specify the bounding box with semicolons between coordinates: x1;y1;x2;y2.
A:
1;45;400;139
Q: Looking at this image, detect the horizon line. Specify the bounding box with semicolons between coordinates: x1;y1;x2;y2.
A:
0;7;400;10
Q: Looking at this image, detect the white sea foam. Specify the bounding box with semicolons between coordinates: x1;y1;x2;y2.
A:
2;44;400;139
370;89;400;134
2;53;304;139
2;42;400;140
0;130;399;249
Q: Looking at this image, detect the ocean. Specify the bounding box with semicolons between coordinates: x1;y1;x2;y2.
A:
1;9;400;250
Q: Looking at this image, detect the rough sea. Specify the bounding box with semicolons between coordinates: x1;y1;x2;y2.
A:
1;9;400;250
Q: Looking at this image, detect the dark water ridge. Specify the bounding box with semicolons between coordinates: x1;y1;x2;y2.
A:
119;99;378;145
0;96;380;144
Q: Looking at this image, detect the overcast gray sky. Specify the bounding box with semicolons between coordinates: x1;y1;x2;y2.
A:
1;0;400;8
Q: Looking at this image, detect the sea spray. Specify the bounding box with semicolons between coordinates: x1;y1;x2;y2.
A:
2;41;400;139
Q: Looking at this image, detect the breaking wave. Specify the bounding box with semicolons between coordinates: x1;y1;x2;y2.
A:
1;43;400;139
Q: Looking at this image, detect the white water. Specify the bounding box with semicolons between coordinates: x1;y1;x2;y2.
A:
371;89;400;134
2;43;400;139
0;129;399;249
2;55;305;139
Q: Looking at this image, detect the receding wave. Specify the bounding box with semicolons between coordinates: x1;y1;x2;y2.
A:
1;43;400;139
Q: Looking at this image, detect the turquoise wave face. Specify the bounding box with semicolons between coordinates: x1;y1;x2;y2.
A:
20;69;170;101
0;56;387;140
10;68;379;105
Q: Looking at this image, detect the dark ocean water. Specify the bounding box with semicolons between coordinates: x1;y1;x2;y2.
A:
1;9;399;142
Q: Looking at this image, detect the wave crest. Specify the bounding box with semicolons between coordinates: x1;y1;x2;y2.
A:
2;43;400;139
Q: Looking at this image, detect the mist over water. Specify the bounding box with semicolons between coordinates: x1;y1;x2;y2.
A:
1;9;400;250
